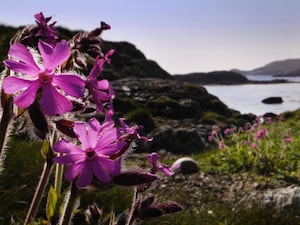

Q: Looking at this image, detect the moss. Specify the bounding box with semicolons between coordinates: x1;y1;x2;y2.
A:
199;111;226;124
125;108;155;132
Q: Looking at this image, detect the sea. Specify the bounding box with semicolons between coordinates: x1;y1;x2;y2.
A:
204;75;300;116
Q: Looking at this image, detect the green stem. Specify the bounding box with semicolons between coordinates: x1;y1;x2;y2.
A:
60;182;81;225
55;161;64;197
24;149;54;225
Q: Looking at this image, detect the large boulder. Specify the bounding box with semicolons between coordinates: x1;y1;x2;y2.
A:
171;157;199;174
262;97;283;104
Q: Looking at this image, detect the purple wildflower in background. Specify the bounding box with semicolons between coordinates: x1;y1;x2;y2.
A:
86;50;115;113
255;128;267;140
119;118;153;142
147;152;174;176
218;141;224;150
283;136;293;143
3;40;85;116
53;118;126;187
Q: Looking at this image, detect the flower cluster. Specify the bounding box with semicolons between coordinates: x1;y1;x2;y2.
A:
0;12;181;225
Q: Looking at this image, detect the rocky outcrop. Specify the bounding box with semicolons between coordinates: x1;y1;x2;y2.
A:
174;71;249;85
112;77;256;153
240;185;300;215
102;41;171;80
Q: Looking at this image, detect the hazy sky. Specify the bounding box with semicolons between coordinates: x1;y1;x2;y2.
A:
1;0;300;74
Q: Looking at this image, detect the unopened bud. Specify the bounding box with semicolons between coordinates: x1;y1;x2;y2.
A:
113;172;158;186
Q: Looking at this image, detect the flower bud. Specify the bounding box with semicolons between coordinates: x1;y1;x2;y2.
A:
28;101;49;139
85;203;102;225
113;172;158;186
55;119;76;138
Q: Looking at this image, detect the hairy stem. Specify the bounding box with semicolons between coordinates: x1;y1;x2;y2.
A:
60;182;81;225
0;93;14;161
126;188;138;225
24;149;54;225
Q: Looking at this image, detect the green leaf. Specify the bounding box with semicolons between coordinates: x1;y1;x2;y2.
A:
40;140;50;159
46;185;58;220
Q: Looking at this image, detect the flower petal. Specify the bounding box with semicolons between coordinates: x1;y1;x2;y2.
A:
53;140;82;154
2;77;36;94
53;74;85;97
38;40;70;70
100;158;121;176
76;162;93;187
96;79;110;90
40;84;73;116
13;80;40;109
92;160;111;183
87;118;101;148
99;141;126;155
73;122;90;149
64;163;84;181
4;60;40;76
53;154;84;164
7;43;40;71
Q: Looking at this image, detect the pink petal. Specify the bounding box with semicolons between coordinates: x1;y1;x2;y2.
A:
73;122;90;149
40;84;72;116
7;43;40;71
99;141;125;155
53;140;82;154
99;158;121;176
87;57;105;80
2;77;36;94
53;74;85;97
13;80;40;109
76;162;93;187
53;154;84;164
92;160;111;183
4;60;40;75
38;40;70;70
96;128;119;147
65;163;84;181
87;118;101;148
96;79;110;90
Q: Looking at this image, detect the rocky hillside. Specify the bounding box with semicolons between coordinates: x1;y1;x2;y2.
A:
173;71;249;84
233;58;300;76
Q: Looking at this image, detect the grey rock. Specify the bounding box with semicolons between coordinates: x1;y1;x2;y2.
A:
240;185;300;214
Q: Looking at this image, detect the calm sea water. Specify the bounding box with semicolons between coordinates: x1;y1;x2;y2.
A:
204;76;300;116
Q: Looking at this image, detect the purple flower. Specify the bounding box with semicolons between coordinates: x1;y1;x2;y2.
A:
147;152;174;176
53;118;126;187
119;118;153;142
3;40;85;116
283;136;293;143
255;129;267;140
218;141;224;150
251;142;257;149
34;12;58;46
86;50;115;113
223;128;231;135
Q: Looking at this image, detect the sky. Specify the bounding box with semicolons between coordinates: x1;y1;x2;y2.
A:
1;0;300;74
